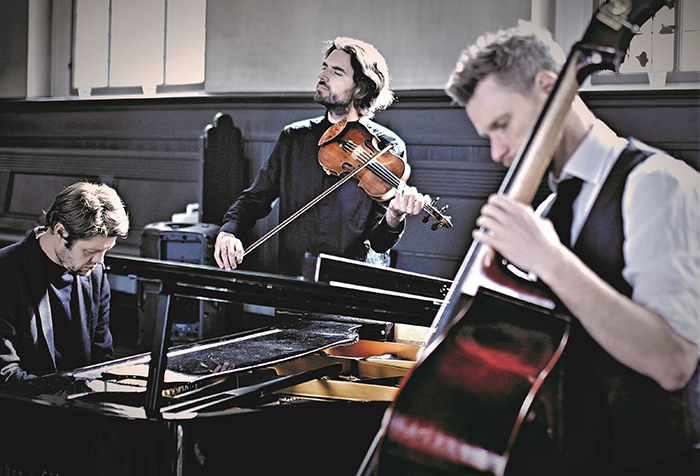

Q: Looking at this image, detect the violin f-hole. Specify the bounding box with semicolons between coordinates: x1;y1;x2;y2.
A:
318;118;454;229
341;161;356;174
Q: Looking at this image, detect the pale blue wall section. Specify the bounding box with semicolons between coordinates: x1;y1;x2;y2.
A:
205;0;531;93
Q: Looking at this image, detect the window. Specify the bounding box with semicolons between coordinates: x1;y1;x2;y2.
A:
73;0;206;96
591;0;700;86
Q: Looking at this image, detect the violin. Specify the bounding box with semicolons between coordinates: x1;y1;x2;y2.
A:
242;119;452;257
318;119;453;230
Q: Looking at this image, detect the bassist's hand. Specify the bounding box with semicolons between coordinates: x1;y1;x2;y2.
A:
472;194;562;278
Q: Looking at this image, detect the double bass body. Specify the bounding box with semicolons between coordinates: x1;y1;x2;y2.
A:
370;269;570;476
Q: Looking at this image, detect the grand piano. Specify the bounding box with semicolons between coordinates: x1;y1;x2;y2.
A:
0;253;450;476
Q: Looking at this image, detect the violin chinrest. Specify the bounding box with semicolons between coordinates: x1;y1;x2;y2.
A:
318;118;349;146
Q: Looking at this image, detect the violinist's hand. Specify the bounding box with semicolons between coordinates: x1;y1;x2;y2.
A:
386;183;428;229
214;231;245;270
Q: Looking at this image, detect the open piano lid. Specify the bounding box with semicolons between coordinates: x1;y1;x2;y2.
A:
0;253;445;475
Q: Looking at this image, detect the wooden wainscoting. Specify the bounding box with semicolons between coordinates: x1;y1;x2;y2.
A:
0;88;697;279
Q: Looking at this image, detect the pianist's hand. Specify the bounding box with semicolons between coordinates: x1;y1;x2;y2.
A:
215;231;245;270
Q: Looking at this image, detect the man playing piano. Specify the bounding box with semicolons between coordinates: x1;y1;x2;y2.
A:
0;182;129;381
445;23;700;475
214;36;426;277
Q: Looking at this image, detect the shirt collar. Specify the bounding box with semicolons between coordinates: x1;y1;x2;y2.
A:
548;119;628;191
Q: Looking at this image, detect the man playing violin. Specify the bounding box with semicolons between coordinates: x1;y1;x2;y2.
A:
446;23;700;475
214;37;427;277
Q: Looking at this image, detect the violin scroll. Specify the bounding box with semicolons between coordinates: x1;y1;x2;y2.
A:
422;197;452;230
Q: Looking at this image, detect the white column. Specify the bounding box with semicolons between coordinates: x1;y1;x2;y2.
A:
531;0;556;33
27;0;52;97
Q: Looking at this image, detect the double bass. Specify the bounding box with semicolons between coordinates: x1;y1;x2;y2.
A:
358;1;671;474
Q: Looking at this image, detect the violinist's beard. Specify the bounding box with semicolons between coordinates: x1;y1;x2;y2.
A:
322;102;352;118
314;88;353;117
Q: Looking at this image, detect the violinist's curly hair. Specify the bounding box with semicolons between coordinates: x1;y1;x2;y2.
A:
324;37;395;118
45;182;129;248
445;21;565;106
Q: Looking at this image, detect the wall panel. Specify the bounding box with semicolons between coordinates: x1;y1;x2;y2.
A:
0;89;697;279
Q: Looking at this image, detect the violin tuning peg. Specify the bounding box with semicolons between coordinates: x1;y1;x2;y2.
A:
422;214;430;223
431;223;439;231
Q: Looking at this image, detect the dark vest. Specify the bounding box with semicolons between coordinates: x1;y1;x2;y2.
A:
563;139;698;472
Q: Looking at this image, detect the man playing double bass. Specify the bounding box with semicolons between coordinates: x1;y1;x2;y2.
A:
446;23;700;475
214;37;427;277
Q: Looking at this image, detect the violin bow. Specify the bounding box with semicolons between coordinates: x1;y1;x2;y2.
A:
243;143;395;257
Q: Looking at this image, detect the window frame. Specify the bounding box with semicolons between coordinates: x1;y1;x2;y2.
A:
70;0;206;98
589;0;700;87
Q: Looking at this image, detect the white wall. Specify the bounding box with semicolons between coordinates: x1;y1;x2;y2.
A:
205;0;532;93
0;0;29;98
11;0;608;98
27;0;51;97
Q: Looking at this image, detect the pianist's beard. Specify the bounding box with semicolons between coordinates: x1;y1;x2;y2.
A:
55;244;97;277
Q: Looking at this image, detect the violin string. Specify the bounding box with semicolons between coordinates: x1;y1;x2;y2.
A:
342;141;401;188
347;141;441;218
342;140;443;219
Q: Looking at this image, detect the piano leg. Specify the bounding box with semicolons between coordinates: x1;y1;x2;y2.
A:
187;400;390;476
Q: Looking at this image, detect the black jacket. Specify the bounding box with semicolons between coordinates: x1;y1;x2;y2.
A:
0;229;113;380
219;116;406;276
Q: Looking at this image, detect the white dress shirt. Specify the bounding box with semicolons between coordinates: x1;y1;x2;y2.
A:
542;119;700;356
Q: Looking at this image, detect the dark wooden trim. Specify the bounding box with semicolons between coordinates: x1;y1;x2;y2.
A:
1;87;697;109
